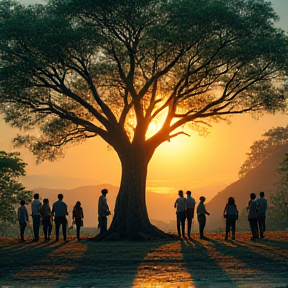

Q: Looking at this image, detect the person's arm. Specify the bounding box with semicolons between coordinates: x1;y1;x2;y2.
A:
81;208;84;219
223;205;227;216
25;208;29;222
38;203;42;214
205;205;210;215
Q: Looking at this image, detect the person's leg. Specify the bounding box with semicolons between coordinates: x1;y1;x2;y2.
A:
181;213;186;238
62;217;67;241
48;221;52;240
176;214;181;237
101;216;107;233
248;219;253;239
43;220;48;241
231;219;236;240
55;217;60;241
20;223;25;241
250;218;258;239
258;216;264;238
254;218;259;239
187;209;192;237
32;215;38;240
198;215;206;239
225;219;230;240
76;224;80;240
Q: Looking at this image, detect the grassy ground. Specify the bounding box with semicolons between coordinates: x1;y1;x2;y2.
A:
0;231;287;288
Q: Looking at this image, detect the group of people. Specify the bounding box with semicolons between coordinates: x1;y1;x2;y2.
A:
18;188;267;242
174;190;210;239
174;190;267;241
17;188;111;242
17;193;84;242
246;191;268;240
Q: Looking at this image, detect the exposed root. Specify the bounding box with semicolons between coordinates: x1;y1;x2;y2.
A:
91;226;177;242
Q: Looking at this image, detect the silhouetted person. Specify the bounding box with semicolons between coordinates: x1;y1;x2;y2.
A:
31;193;42;242
18;200;28;242
41;198;52;242
197;196;210;239
186;190;196;238
98;189;110;233
223;197;238;240
52;194;68;242
247;193;259;240
73;201;84;241
174;190;187;238
256;191;267;238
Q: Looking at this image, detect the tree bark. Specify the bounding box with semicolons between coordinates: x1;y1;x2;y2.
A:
95;147;167;240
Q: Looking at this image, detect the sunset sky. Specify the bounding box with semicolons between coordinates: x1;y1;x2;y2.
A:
1;0;288;200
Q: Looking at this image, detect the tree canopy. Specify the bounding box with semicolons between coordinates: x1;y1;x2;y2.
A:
0;151;31;225
269;152;288;230
239;126;288;178
0;0;288;239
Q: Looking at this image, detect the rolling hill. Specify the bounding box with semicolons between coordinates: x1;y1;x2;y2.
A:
205;144;288;231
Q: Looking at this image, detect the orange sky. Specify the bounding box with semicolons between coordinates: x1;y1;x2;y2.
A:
1;0;288;200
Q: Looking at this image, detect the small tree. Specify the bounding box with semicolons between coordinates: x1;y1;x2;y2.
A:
0;0;288;239
0;151;31;226
269;153;288;230
239;126;288;178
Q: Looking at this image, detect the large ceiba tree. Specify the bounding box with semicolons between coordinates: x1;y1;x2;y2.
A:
0;0;288;239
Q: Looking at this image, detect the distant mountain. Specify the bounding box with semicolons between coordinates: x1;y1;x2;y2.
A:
205;144;288;231
21;174;223;228
30;184;178;228
20;174;101;190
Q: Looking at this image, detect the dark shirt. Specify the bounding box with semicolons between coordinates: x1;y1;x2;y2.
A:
52;200;68;217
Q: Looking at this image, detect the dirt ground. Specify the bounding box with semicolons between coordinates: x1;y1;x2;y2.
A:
0;231;287;288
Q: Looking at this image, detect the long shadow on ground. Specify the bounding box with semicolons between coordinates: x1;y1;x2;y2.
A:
181;238;236;287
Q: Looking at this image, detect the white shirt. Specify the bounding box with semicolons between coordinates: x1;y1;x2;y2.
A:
174;197;186;213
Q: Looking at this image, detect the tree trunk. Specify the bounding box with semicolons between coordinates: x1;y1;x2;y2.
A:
95;147;167;241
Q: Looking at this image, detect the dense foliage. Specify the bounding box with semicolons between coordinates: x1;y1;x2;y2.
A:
239;126;288;178
0;151;31;225
269;153;288;230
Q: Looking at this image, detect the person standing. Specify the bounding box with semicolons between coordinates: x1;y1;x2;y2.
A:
247;193;259;240
73;201;84;241
41;198;52;242
31;193;42;242
223;197;238;240
98;189;110;233
257;191;267;238
18;200;29;242
186;190;196;239
52;194;68;242
174;190;187;238
197;196;210;240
